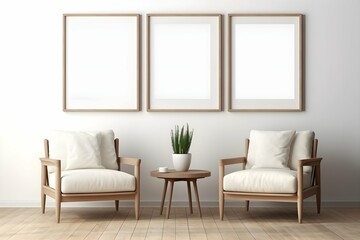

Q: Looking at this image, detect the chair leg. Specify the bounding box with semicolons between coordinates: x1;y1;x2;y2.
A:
316;190;321;214
115;200;119;211
297;199;303;224
134;193;140;220
246;200;250;211
55;198;61;223
219;193;224;220
41;192;46;214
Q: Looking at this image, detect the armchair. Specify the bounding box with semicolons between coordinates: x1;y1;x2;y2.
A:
219;130;322;223
40;130;141;223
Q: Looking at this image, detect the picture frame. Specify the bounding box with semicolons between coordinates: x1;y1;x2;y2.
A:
147;14;222;111
63;14;141;112
229;14;303;111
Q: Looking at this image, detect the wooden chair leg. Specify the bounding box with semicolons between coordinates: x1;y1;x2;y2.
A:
55;198;61;223
316;190;321;214
41;164;47;214
115;200;119;211
54;166;61;223
297;199;303;224
316;165;321;214
41;191;46;214
219;193;224;220
135;193;140;220
246;200;250;211
219;163;225;220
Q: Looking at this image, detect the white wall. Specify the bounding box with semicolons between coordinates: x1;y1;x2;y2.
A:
1;0;359;207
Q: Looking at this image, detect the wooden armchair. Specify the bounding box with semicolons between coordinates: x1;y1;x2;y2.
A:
219;130;322;223
40;130;141;223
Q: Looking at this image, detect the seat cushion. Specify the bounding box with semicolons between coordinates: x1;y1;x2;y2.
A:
49;169;135;193
247;130;296;169
223;168;312;194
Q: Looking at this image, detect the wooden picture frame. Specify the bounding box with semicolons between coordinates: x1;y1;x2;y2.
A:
63;14;141;112
229;14;303;111
147;14;222;112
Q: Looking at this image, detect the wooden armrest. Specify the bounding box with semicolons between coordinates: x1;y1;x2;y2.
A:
219;157;246;166
297;157;322;192
40;158;61;167
219;157;246;191
118;157;141;166
118;157;141;191
118;157;141;177
298;157;322;168
40;158;61;189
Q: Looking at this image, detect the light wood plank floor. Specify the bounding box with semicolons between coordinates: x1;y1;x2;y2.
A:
0;207;359;240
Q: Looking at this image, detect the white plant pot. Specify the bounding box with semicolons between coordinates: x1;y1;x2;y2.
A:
172;153;192;171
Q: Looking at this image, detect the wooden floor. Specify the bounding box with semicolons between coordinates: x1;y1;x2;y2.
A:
0;207;359;240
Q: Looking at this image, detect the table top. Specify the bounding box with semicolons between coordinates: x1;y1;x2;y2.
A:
151;169;211;179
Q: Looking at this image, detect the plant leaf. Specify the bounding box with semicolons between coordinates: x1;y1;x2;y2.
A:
170;123;193;154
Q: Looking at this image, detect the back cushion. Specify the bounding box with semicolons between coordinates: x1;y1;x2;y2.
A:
48;130;118;171
66;131;103;170
98;130;118;170
247;130;295;169
289;130;315;172
49;130;71;171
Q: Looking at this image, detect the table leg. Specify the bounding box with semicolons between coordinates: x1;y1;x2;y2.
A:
192;179;202;217
187;180;193;214
166;180;174;219
160;179;168;215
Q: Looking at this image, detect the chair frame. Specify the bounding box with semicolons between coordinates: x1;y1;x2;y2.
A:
219;138;322;223
40;138;141;223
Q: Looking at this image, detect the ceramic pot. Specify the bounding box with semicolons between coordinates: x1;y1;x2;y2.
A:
172;153;191;171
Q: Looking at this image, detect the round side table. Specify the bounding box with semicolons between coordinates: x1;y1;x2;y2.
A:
150;169;211;219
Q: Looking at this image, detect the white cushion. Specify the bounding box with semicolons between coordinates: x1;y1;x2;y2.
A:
289;130;314;172
247;130;295;169
223;168;312;194
49;169;135;193
48;130;118;171
49;130;70;171
98;130;118;170
66;131;103;170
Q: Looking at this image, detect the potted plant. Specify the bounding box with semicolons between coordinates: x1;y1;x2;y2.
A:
171;123;194;171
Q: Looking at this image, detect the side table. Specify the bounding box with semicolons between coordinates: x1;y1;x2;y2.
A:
150;169;211;219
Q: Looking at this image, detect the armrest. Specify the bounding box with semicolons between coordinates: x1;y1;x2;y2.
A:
118;157;141;188
298;157;322;168
297;157;322;192
219;157;246;192
39;158;61;190
219;156;246;166
118;157;141;166
40;158;61;167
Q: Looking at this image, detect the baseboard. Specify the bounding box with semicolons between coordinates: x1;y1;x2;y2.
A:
142;200;360;208
1;200;359;208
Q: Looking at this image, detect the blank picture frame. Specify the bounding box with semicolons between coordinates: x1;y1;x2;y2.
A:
147;14;222;111
229;14;303;111
63;14;141;112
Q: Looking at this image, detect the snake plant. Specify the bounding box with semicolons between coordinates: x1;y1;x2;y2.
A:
171;123;194;154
